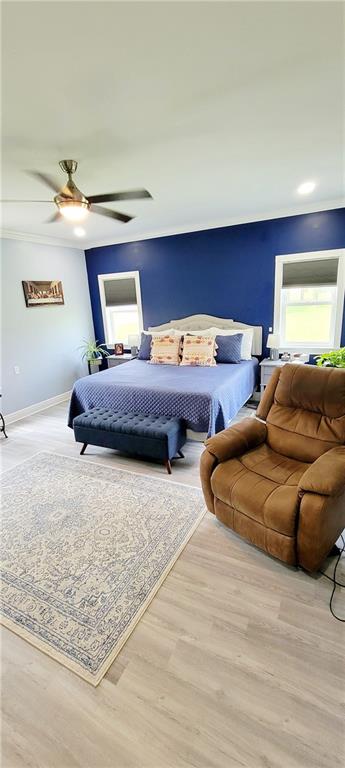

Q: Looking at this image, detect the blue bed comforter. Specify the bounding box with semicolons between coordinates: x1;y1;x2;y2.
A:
68;358;258;436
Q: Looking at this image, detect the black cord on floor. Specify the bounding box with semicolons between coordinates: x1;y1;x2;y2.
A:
319;534;345;622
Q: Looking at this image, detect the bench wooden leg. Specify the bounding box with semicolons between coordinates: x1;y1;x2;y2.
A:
80;443;88;455
165;460;172;475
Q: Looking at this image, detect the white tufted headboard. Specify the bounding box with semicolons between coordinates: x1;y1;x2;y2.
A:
148;314;262;356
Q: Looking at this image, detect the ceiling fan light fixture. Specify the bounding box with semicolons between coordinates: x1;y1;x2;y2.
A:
57;199;90;221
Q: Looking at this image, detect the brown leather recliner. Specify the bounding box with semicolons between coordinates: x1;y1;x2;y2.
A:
200;364;345;571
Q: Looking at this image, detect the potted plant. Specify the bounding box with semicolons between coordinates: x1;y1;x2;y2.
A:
79;340;109;374
315;348;345;368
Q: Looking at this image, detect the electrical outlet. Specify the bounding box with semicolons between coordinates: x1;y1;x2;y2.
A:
14;365;20;375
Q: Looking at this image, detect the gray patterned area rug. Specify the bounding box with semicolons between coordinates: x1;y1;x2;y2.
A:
1;452;205;685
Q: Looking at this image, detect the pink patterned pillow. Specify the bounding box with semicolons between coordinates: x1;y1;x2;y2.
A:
180;335;217;366
149;335;182;365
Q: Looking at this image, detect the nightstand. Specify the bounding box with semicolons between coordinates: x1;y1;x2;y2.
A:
259;358;306;394
107;353;134;368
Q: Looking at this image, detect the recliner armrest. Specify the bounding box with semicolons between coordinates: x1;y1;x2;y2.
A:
299;446;345;497
204;417;267;462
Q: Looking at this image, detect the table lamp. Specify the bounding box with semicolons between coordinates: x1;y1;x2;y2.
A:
128;334;140;357
267;331;280;361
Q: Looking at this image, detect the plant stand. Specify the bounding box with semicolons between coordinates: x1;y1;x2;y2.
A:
87;360;102;375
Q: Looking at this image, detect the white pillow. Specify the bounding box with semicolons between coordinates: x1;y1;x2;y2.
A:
183;328;215;336
144;328;180;337
208;327;254;360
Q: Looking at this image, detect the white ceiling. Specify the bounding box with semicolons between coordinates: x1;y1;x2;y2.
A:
2;1;344;249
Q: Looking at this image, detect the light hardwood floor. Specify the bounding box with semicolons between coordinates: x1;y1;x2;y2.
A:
1;402;344;768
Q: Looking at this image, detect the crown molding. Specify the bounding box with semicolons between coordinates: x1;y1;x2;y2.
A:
1;199;344;252
84;199;345;251
0;228;81;249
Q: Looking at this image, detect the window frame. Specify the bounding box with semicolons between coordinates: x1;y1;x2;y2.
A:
98;271;143;347
273;250;345;354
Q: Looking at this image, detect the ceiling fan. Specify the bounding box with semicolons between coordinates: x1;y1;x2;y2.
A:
1;160;152;224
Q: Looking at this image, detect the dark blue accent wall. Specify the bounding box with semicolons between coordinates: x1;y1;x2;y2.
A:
85;208;345;353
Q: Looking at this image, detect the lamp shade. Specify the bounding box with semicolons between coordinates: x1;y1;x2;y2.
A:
267;332;280;349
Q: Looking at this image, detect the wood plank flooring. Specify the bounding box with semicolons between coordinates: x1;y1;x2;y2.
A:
1;401;344;768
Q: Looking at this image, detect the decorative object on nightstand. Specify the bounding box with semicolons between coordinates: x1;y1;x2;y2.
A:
107;353;133;368
260;357;306;394
0;395;8;438
266;329;280;360
128;334;139;357
79;339;109;375
114;343;124;356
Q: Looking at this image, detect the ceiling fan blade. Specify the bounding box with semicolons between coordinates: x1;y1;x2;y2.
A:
27;172;73;198
90;204;133;223
88;189;152;204
27;171;63;194
46;211;62;223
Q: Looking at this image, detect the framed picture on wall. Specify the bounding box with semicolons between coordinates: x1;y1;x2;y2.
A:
22;280;65;307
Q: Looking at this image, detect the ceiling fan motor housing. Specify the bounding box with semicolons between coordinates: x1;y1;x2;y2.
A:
55;160;90;216
59;159;78;176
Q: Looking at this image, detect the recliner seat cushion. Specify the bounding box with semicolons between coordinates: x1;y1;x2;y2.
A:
211;444;309;537
240;443;309;484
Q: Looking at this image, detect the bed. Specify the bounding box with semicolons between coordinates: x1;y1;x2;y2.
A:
68;315;261;438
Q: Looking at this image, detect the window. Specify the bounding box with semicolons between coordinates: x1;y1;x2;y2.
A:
274;250;345;352
106;304;140;345
98;272;143;347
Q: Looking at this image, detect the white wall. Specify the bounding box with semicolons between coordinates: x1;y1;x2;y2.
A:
1;237;94;416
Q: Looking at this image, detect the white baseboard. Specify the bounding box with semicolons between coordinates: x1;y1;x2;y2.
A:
5;391;72;425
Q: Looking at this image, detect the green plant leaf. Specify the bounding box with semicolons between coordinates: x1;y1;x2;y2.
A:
315;348;345;368
79;339;110;361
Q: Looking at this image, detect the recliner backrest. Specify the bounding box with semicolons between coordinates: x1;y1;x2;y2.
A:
260;364;345;463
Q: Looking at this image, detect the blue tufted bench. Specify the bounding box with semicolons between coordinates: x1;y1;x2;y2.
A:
73;408;186;473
